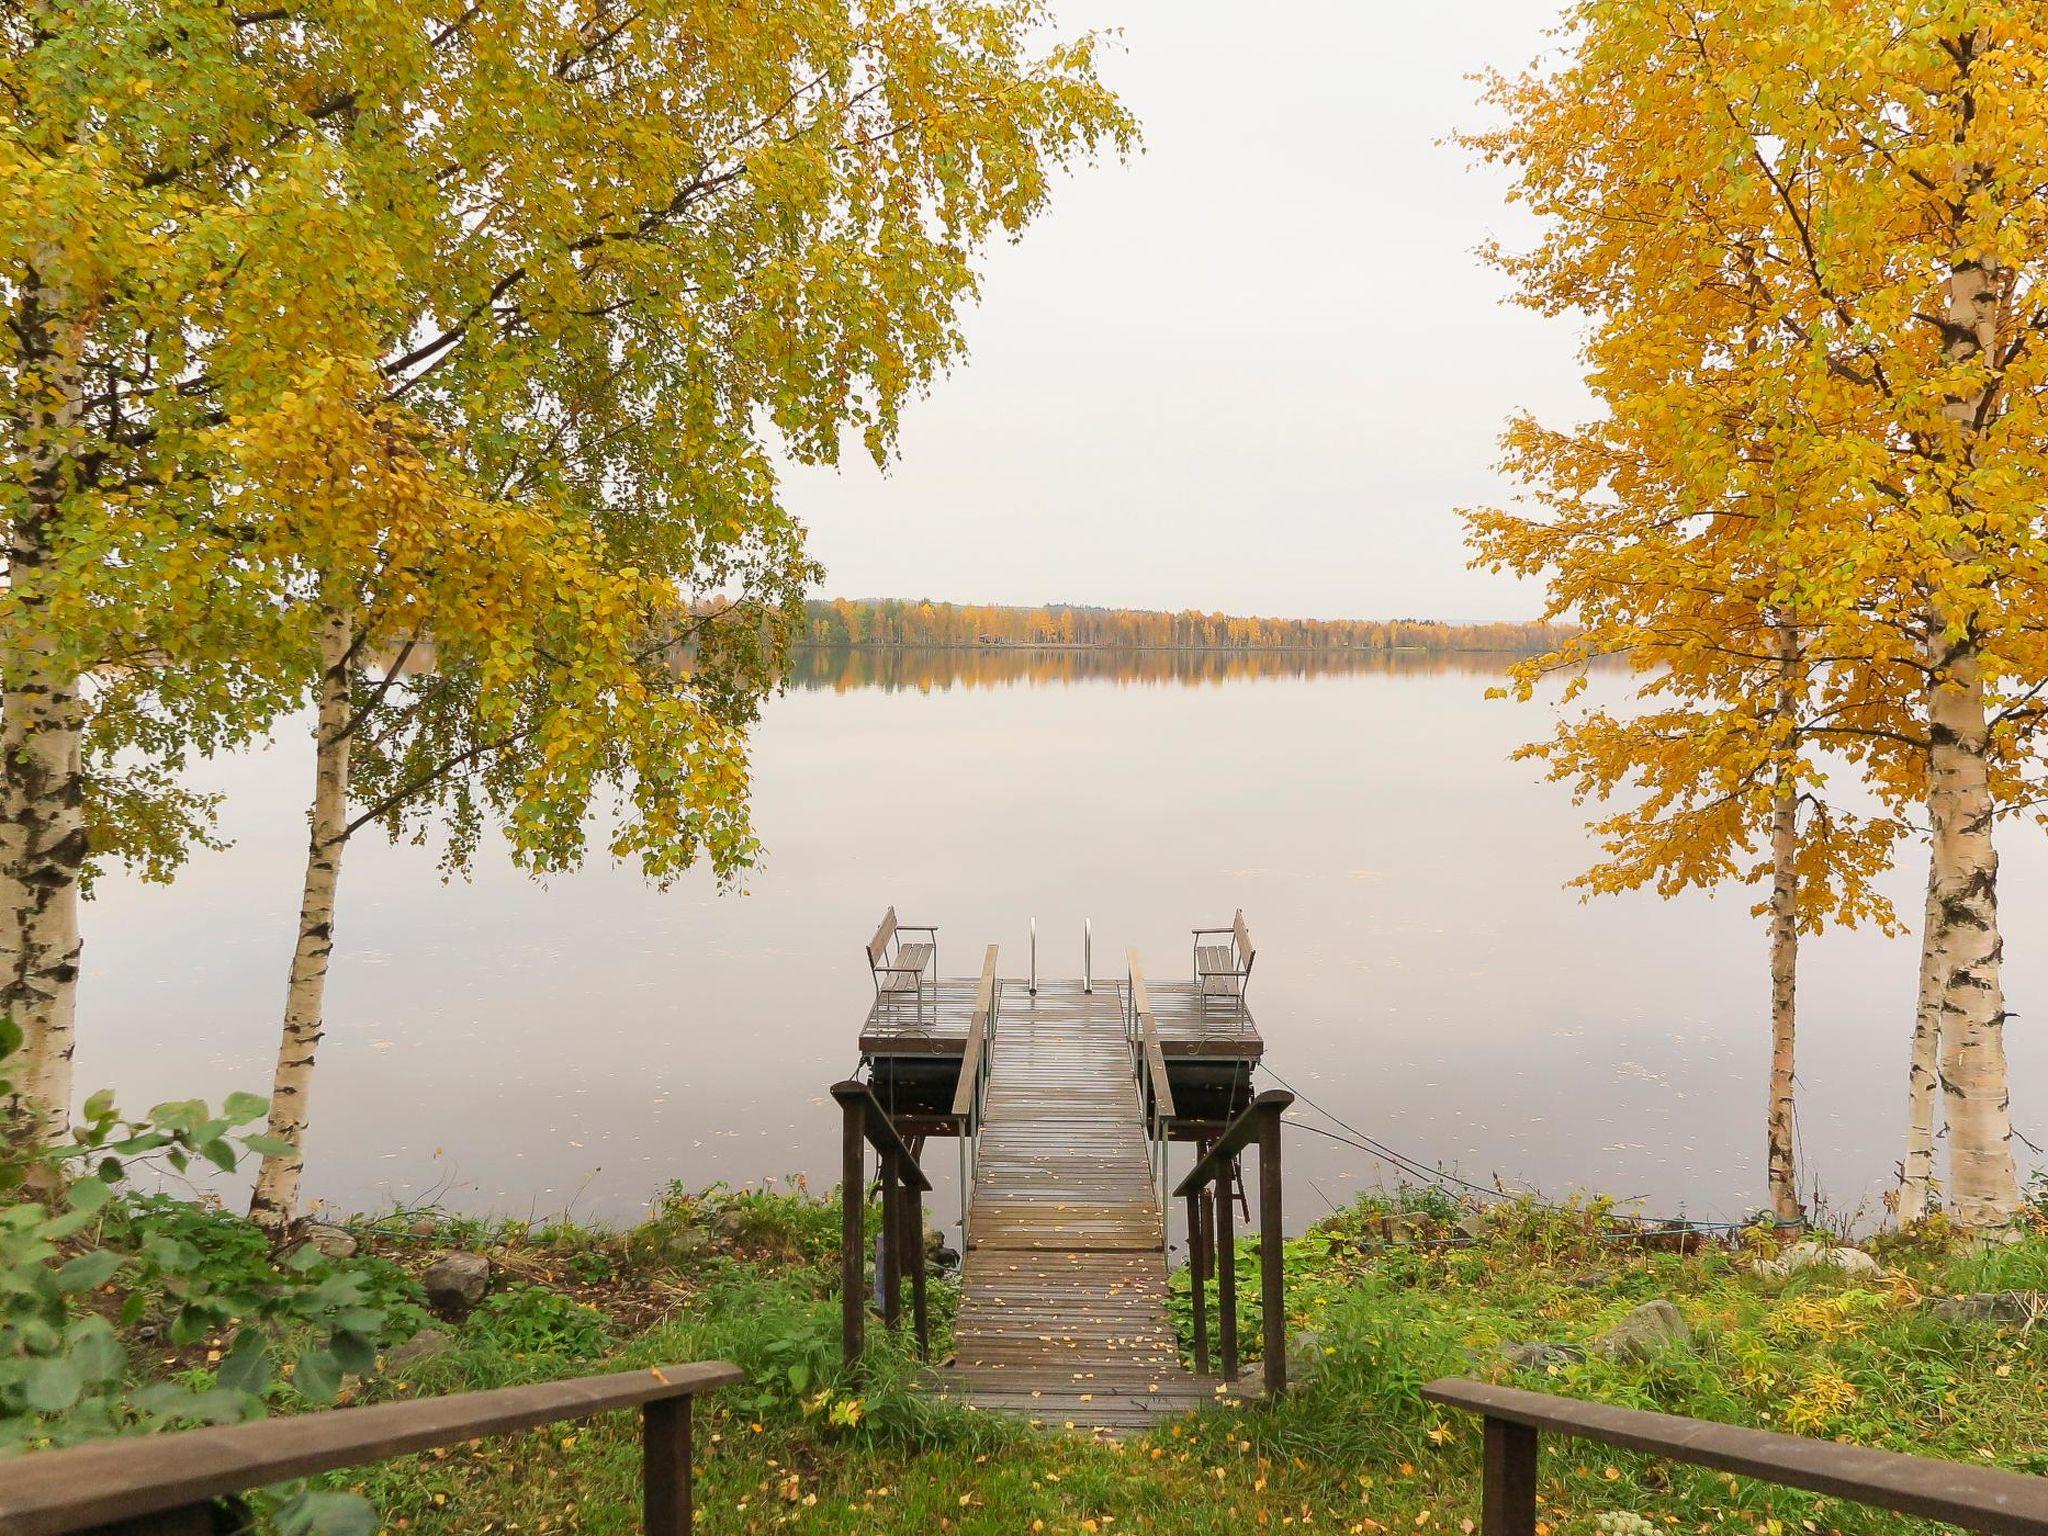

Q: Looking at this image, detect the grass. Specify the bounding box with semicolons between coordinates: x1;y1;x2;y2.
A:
67;1177;2048;1535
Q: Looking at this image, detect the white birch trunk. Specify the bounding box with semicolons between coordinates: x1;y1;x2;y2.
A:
1925;639;2018;1224
249;609;355;1234
0;263;87;1158
1897;861;1942;1223
1765;763;1803;1227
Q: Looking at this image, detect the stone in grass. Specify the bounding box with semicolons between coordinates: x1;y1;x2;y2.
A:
1751;1242;1882;1280
299;1221;358;1260
422;1252;492;1315
1928;1291;2047;1326
1498;1340;1587;1372
388;1328;455;1371
1592;1299;1692;1363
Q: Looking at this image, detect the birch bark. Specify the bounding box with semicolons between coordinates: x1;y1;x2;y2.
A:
0;264;88;1156
249;608;355;1234
1765;762;1803;1227
1897;863;1942;1223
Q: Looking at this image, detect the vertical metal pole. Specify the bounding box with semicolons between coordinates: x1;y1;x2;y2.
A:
1029;918;1037;995
839;1095;865;1369
1259;1102;1287;1399
1482;1417;1539;1536
1186;1189;1210;1375
909;1183;930;1360
643;1395;692;1536
1216;1171;1238;1382
879;1151;902;1331
1084;917;1092;993
957;1132;970;1250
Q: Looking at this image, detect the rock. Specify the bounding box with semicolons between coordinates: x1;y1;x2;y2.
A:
1928;1290;2047;1325
300;1222;358;1260
1752;1242;1881;1280
663;1227;713;1261
1499;1340;1586;1372
422;1252;491;1314
1456;1209;1490;1241
388;1328;454;1371
1288;1330;1330;1380
1570;1270;1619;1290
1383;1211;1429;1243
710;1205;749;1240
1967;1227;2026;1254
1592;1300;1692;1363
409;1216;438;1238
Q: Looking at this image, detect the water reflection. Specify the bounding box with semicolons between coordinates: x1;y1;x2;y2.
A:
785;645;1527;692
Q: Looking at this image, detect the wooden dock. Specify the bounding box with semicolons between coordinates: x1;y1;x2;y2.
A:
841;917;1272;1433
934;980;1227;1429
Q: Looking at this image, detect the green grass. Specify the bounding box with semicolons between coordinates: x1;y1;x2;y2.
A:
280;1190;2048;1536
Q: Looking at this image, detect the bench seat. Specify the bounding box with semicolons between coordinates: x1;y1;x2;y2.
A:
1195;944;1234;978
877;942;935;995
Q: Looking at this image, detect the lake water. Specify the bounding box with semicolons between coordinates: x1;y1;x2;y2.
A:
78;648;2048;1234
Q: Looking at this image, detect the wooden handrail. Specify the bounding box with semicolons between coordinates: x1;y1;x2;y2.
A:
1173;1089;1292;1198
1424;1379;2048;1536
1125;948;1175;1119
950;944;1001;1117
829;1079;933;1192
0;1360;742;1536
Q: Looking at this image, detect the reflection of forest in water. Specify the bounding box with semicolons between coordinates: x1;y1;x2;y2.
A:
782;645;1545;692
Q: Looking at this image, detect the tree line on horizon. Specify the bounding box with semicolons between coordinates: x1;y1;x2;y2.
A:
801;597;1566;653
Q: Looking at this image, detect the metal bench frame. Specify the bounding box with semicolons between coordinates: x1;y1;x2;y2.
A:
866;905;938;1024
1191;909;1255;1023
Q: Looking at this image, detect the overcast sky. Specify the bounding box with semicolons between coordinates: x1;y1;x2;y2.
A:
779;0;1590;623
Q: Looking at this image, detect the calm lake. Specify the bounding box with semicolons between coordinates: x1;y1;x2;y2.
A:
79;648;2048;1234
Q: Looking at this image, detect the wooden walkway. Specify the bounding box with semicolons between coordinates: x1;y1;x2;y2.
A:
935;981;1228;1431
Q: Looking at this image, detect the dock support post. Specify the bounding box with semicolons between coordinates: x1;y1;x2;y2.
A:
879;1151;902;1332
1482;1416;1539;1536
839;1092;865;1370
1259;1099;1286;1399
1186;1189;1209;1375
1215;1169;1238;1383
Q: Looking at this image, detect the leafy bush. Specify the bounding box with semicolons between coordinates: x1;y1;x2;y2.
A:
467;1285;611;1359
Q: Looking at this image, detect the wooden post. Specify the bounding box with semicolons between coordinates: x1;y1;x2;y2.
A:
879;1151;902;1331
839;1092;865;1369
909;1182;930;1360
1259;1099;1286;1399
1185;1189;1209;1375
642;1395;691;1536
1215;1168;1238;1382
1482;1416;1538;1536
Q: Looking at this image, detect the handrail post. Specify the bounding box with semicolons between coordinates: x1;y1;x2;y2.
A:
643;1394;692;1536
1482;1416;1538;1536
1029;917;1037;995
1215;1171;1237;1382
1084;917;1092;993
908;1181;929;1360
1258;1098;1286;1399
839;1091;865;1370
1186;1189;1209;1375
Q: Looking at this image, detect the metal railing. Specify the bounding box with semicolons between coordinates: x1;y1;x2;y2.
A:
1123;949;1175;1216
1174;1089;1293;1397
950;944;1001;1249
0;1361;741;1536
1424;1378;2048;1536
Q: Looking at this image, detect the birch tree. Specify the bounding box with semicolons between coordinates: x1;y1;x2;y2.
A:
1473;0;2048;1225
237;0;1135;1231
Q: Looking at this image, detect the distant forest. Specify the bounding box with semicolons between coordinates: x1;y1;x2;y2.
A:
800;598;1565;654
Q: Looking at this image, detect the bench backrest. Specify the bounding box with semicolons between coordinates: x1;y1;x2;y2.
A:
1234;911;1255;972
867;907;898;967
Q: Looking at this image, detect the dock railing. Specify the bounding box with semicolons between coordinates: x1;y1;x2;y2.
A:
1123;949;1175;1215
0;1360;741;1536
1172;1088;1293;1398
831;1078;935;1369
951;943;1002;1248
1423;1378;2048;1536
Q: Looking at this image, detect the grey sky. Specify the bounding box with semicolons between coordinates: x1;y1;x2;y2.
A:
781;0;1589;623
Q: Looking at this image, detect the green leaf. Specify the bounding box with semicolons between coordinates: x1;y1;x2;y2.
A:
195;1138;238;1174
24;1356;84;1413
0;1014;22;1060
217;1328;271;1396
329;1330;376;1377
222;1091;269;1124
54;1248;123;1293
65;1175;113;1214
66;1316;124;1384
241;1134;296;1158
80;1088;116;1125
278;1491;377;1536
293;1348;342;1403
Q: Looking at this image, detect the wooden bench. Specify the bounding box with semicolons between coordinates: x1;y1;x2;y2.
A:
1192;909;1255;1019
866;906;937;1017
